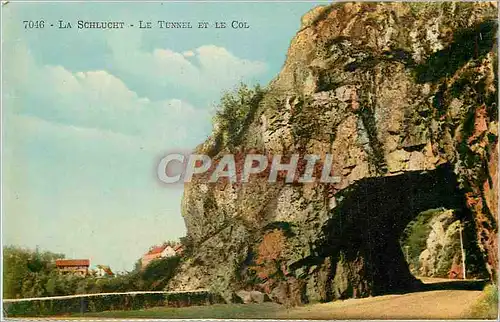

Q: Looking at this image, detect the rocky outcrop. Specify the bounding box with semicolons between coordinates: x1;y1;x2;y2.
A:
403;209;488;279
418;211;463;277
168;2;498;304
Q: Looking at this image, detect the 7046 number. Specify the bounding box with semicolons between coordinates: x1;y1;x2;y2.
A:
23;20;45;29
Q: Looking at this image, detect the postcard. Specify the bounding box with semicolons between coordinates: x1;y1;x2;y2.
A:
1;0;498;320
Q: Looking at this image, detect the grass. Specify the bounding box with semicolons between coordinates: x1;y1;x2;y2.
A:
468;284;499;319
73;303;286;319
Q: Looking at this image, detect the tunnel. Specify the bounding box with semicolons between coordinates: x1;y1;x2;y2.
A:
316;163;475;299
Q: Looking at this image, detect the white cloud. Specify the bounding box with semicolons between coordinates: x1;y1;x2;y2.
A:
182;50;195;57
107;31;267;97
4;42;211;147
4;36;261;143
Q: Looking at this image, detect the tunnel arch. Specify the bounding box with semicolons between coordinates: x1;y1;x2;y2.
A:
315;164;474;299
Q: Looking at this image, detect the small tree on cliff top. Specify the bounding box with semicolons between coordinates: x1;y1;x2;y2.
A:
213;83;264;149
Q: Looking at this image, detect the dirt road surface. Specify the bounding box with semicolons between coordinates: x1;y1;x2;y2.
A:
279;278;489;320
279;289;482;319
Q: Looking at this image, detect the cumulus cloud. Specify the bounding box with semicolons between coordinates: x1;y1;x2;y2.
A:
182;50;195;57
4;33;265;143
3;42;211;149
107;31;267;98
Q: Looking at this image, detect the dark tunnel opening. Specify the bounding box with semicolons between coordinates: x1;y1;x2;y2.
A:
317;163;487;299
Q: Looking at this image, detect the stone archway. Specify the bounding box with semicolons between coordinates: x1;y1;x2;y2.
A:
309;164;471;300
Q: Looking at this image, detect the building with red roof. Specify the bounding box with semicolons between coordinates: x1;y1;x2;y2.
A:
141;243;183;268
55;259;90;276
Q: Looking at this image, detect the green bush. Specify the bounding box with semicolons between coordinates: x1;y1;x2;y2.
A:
468;284;499;319
3;291;224;317
400;208;441;270
3;246;65;299
213;83;265;150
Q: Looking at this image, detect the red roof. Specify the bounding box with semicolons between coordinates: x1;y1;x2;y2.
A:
146;245;167;255
55;259;90;267
145;243;184;256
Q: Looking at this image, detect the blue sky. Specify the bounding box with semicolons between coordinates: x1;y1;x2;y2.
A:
2;1;323;272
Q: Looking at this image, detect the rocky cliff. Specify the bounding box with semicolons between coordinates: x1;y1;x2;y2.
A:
401;208;488;279
168;2;498;304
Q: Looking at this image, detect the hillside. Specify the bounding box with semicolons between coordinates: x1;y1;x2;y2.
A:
168;2;498;305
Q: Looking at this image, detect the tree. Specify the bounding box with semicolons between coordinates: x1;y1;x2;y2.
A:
133;259;143;273
3;246;64;298
213;83;265;148
141;256;181;290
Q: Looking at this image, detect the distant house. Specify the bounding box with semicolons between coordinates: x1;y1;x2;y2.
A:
55;259;90;276
173;244;184;255
141;243;183;268
95;264;114;277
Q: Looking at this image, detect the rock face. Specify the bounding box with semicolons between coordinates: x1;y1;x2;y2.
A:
402;208;488;279
418;211;463;277
168;2;498;304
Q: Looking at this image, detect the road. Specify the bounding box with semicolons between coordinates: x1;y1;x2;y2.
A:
279;289;482;319
279;278;490;320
